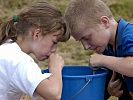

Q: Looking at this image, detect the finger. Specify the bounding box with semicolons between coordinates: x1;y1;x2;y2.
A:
114;90;123;97
108;82;123;97
92;67;99;70
88;57;90;66
110;79;122;89
115;81;122;90
93;51;96;54
49;53;55;57
110;71;116;82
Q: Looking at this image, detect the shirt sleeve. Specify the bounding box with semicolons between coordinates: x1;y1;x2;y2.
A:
10;57;51;97
122;31;133;56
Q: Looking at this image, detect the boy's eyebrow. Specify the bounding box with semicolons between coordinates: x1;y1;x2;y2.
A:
75;39;79;41
78;34;85;41
75;37;82;41
78;37;83;41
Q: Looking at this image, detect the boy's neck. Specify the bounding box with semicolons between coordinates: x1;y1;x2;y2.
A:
109;20;118;51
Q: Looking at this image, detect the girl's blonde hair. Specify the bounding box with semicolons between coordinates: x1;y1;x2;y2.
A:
0;0;70;45
65;0;113;34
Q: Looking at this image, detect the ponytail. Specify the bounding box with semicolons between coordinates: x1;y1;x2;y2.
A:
0;18;17;45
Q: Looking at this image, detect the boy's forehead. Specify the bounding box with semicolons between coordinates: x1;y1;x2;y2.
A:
72;31;85;41
72;27;92;41
71;23;89;40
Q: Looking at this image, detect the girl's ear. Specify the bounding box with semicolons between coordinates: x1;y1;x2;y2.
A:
100;16;110;29
31;28;42;40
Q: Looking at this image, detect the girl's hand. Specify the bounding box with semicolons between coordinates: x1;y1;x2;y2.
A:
48;53;64;72
107;71;123;97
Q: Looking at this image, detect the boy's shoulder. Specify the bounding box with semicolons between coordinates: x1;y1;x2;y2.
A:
117;18;133;37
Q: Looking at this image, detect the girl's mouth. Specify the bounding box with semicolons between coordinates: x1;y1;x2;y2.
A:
40;55;49;61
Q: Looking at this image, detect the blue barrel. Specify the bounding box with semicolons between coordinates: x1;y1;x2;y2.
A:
42;66;107;100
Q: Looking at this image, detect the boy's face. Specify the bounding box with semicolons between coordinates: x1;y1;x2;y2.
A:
72;25;110;54
32;30;62;61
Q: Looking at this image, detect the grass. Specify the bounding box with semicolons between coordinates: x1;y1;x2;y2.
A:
1;0;133;100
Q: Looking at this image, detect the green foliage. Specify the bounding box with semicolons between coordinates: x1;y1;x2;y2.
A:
110;0;133;22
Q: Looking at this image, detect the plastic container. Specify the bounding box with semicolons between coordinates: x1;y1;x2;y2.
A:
42;66;107;100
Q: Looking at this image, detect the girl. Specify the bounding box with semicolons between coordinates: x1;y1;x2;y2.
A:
0;0;69;100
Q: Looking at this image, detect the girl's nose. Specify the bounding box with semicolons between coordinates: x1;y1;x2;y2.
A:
51;44;57;53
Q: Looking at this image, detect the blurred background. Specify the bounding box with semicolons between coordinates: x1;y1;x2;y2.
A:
0;0;133;100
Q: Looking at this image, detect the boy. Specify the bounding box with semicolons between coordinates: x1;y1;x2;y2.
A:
65;0;133;99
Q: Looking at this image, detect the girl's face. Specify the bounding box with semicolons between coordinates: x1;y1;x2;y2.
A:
32;30;62;61
72;25;111;54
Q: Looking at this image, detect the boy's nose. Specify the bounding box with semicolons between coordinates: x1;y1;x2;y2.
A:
81;41;91;50
83;44;91;50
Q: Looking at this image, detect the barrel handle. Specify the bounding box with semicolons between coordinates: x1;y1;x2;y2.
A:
69;77;92;100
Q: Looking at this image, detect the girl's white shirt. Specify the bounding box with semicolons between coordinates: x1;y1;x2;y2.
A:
0;42;51;100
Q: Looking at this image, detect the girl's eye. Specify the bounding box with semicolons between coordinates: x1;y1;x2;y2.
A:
53;41;57;44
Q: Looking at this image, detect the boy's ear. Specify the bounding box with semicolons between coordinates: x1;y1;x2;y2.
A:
100;16;110;28
31;28;42;40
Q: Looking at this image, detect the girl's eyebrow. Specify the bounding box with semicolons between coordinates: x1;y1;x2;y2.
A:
53;33;62;41
53;30;62;36
53;34;61;36
53;34;62;40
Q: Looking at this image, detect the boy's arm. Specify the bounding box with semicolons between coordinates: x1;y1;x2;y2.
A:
35;53;64;100
90;53;133;77
102;56;133;77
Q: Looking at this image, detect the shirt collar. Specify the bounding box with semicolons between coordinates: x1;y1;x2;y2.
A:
117;18;129;46
13;42;22;51
4;40;22;51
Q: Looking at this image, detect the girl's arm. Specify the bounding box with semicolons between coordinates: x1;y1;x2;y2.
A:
35;53;64;100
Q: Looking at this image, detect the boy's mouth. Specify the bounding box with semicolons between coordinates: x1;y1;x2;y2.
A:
91;47;97;51
94;47;104;54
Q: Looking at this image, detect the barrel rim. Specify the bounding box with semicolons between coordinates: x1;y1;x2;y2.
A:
62;65;107;78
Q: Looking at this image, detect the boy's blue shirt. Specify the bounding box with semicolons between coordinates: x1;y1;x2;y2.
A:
103;18;133;93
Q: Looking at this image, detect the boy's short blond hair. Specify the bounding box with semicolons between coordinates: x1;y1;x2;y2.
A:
65;0;113;34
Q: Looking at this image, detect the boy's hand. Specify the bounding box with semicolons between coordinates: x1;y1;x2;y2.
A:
48;53;64;72
107;71;123;97
89;53;104;68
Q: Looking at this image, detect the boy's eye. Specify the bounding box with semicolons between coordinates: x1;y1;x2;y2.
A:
84;38;89;40
82;37;89;41
83;35;91;41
